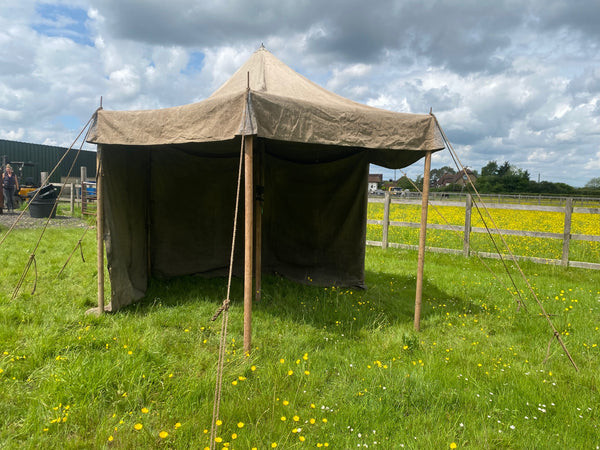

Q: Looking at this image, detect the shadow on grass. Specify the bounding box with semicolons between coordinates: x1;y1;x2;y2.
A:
121;268;463;338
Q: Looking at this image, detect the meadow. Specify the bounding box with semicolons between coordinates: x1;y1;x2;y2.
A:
0;211;599;449
367;201;600;264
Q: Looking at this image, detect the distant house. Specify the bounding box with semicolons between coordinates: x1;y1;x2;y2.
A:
436;169;477;187
368;173;383;193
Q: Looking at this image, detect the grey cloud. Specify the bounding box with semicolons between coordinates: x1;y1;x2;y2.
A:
567;68;600;95
443;127;490;146
93;0;319;48
92;0;524;74
419;86;461;113
398;2;519;74
46;0;600;78
527;115;560;132
536;0;600;39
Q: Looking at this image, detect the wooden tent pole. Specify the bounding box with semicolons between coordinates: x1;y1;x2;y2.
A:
243;135;254;354
414;151;432;331
96;146;105;314
254;144;263;302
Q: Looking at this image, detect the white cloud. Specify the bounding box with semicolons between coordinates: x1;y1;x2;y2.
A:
527;149;556;162
327;63;372;91
584;152;600;170
108;66;141;98
0;108;23;121
366;94;410;112
202;46;254;91
0;127;25;141
552;103;572;120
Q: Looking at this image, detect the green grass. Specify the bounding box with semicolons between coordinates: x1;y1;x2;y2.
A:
1;227;599;449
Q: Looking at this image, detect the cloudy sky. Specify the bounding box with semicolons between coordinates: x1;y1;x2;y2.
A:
1;0;599;187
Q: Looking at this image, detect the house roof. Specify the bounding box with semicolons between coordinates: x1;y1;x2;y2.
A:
436;170;477;186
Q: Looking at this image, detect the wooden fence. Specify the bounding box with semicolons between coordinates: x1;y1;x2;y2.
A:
367;193;600;270
55;182;96;215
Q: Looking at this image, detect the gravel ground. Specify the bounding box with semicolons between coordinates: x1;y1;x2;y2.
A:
0;210;89;230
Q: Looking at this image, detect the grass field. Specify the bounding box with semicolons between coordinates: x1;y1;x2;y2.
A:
1;220;599;449
367;201;600;263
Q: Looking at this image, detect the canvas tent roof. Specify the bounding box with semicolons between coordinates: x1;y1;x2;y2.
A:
87;46;445;312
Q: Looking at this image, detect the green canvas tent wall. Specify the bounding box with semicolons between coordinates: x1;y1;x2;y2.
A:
87;46;445;312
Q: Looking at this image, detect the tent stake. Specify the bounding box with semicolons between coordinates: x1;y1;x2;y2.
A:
414;151;432;331
244;135;254;354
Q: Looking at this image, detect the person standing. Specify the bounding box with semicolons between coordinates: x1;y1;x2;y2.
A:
3;164;19;213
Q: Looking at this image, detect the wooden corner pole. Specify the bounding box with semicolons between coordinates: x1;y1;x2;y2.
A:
243;135;254;354
96;147;105;314
254;145;263;302
414;151;432;331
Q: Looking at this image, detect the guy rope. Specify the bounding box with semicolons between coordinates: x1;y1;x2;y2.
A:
416;115;579;371
2;110;99;299
208;76;252;449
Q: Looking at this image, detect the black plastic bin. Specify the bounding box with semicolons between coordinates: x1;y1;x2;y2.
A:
29;198;58;218
28;184;58;218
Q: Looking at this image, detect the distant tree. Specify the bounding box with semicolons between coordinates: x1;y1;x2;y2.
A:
531;181;576;194
414;174;424;190
476;161;530;193
585;177;600;189
476;160;582;194
395;175;415;190
552;182;576;194
481;161;499;176
429;166;456;185
497;161;512;177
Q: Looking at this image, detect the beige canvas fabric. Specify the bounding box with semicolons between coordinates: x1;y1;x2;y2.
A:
88;46;443;152
87;47;445;312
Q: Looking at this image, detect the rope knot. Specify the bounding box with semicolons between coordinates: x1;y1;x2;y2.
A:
211;298;231;321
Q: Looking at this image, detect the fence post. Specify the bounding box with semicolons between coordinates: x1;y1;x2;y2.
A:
80;167;87;192
463;194;472;257
70;182;75;215
561;197;573;266
80;166;88;212
382;191;391;249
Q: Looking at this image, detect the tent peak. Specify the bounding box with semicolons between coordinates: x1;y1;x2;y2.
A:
88;48;445;153
209;45;350;103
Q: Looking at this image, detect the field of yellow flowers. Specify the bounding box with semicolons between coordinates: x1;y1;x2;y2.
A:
1;226;599;449
367;201;600;263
